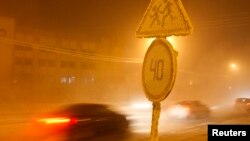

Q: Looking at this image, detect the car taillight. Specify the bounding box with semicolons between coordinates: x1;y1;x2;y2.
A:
37;117;78;125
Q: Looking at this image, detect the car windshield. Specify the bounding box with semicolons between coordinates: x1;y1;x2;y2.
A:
236;98;250;103
46;104;109;116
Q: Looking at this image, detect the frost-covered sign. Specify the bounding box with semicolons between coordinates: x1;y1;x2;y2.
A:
136;0;193;38
139;0;192;108
142;38;177;102
137;0;193;141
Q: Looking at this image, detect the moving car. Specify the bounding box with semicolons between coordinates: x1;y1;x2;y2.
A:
167;100;210;119
23;103;129;141
235;98;250;112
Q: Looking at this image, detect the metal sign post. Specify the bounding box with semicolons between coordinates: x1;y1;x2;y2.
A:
136;0;193;140
142;38;177;141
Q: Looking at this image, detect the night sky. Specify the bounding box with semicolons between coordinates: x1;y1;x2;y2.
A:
1;0;250;70
0;0;249;34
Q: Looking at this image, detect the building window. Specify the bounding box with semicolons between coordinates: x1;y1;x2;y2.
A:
38;59;56;67
61;61;76;68
12;45;34;84
81;62;95;70
0;29;7;37
60;76;76;84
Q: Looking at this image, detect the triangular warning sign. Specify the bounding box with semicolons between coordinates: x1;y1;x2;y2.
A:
136;0;193;38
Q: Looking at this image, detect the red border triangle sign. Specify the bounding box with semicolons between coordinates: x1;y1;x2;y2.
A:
136;0;193;38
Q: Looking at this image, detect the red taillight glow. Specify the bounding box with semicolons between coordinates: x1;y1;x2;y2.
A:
37;117;78;125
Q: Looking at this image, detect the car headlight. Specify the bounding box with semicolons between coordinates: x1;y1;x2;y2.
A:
168;105;190;119
130;102;151;110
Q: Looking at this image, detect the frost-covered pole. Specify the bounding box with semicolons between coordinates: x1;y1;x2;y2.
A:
136;0;193;140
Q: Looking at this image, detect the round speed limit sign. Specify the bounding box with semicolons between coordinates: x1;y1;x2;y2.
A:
142;38;177;102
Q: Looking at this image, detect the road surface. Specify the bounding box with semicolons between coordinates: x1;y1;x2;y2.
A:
0;107;249;141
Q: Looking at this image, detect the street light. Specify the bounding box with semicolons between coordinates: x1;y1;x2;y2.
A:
229;63;239;71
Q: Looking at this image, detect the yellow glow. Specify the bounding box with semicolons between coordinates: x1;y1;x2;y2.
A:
168;105;190;119
229;63;239;71
131;101;151;110
167;36;180;51
142;37;177;48
140;37;179;54
144;38;155;47
37;117;70;124
167;37;175;45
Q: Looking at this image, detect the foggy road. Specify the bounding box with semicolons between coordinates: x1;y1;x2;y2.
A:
129;111;250;141
1;0;250;141
0;108;249;141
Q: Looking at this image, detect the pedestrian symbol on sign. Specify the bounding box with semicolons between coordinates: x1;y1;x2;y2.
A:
150;0;175;27
136;0;193;38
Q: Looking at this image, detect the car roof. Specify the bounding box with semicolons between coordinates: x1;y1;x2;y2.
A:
63;103;109;111
236;98;250;102
38;103;119;118
46;103;112;116
66;103;108;109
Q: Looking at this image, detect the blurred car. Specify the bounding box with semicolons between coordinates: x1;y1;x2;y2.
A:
235;98;250;112
167;100;210;120
24;103;129;141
